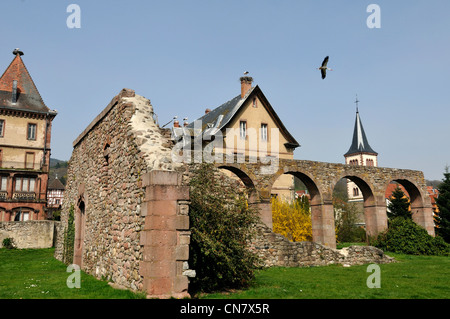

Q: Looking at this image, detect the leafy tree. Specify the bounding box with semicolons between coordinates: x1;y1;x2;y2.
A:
188;163;261;294
334;200;366;243
387;186;411;220
272;196;312;242
435;167;450;243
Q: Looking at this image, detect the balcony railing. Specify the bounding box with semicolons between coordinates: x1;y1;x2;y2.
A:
0;160;46;171
12;192;36;201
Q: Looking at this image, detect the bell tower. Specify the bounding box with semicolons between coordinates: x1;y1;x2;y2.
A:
344;96;378;202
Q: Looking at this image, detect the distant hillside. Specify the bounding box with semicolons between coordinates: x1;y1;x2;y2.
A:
49;158;68;186
426;180;442;188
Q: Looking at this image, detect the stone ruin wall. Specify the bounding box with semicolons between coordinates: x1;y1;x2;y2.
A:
55;88;182;292
249;224;394;267
55;87;397;297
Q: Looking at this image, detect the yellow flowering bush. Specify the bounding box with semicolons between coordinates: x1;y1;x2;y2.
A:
272;196;313;242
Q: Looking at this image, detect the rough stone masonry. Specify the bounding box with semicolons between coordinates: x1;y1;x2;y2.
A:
55;87;419;298
54;89;192;298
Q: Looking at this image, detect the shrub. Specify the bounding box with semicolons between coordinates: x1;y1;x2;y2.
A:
188;163;261;294
272;196;312;242
373;217;450;256
2;237;15;249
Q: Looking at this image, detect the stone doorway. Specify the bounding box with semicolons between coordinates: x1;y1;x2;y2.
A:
73;199;85;268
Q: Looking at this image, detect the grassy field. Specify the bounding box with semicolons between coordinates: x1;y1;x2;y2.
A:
0;248;449;299
202;253;450;299
0;248;145;299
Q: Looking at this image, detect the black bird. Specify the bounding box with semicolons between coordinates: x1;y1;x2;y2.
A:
318;56;333;79
12;48;24;56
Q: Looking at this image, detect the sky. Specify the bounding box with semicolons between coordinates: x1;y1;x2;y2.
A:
1;0;449;181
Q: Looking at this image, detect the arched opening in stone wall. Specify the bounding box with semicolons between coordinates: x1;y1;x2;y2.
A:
217;165;257;203
216;165;274;227
385;179;434;236
269;171;322;244
332;177;375;244
334;175;385;240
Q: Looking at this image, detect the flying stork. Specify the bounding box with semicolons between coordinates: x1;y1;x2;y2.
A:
318;56;333;79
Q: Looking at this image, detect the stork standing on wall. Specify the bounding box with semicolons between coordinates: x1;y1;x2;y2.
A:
318;56;333;79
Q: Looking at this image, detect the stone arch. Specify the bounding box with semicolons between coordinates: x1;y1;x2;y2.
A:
216;165;256;190
216;164;267;226
270;170;322;205
268;169;337;247
385;178;434;236
333;173;386;239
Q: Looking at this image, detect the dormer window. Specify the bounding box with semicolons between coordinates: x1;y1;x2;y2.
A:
12;80;18;103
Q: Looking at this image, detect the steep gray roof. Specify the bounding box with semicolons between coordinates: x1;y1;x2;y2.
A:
186;90;249;132
344;111;377;156
180;86;299;148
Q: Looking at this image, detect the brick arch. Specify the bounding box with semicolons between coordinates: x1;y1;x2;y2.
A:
385;177;435;236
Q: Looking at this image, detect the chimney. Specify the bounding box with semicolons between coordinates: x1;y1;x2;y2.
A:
205;108;211;114
240;76;253;98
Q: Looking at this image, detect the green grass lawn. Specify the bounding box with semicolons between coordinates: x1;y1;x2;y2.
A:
1;248;449;299
0;248;145;299
202;253;450;299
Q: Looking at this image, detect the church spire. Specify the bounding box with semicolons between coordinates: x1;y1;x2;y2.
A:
344;97;377;157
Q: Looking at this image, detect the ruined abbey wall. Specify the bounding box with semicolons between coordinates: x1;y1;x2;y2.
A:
54;88;433;298
54;89;190;296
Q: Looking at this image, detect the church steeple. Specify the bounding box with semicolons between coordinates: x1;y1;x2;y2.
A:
344;96;378;202
344;97;377;157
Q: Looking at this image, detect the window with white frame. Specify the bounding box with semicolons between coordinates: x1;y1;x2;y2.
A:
0;176;7;191
0;120;4;137
14;177;36;192
239;121;247;139
27;123;37;140
261;123;268;142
